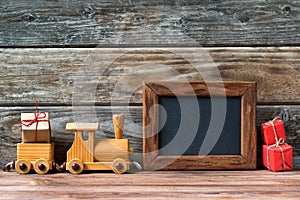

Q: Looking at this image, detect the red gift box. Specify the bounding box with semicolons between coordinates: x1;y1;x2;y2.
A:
261;117;286;145
262;144;293;172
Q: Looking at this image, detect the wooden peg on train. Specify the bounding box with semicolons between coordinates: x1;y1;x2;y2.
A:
113;114;125;139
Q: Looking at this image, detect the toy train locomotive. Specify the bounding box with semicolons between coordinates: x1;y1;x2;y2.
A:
4;112;135;175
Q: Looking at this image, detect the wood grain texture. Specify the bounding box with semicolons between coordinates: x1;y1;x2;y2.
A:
113;114;125;139
144;81;255;97
143;83;159;168
0;47;299;105
66;130;94;163
0;170;300;199
94;139;129;162
16;143;54;174
0;105;299;169
17;143;54;162
0;0;299;47
66;123;99;131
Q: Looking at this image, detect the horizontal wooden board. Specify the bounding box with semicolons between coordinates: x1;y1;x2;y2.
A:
0;47;299;105
0;0;299;46
0;105;299;169
0;171;300;199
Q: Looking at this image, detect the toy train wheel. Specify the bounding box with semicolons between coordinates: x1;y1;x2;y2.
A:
15;159;31;174
68;158;83;174
34;159;50;175
112;158;127;174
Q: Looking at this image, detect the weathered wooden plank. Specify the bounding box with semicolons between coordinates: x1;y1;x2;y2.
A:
0;105;299;168
0;171;300;199
0;47;299;105
0;0;299;47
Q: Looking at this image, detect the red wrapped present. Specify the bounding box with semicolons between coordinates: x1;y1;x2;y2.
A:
262;142;293;172
261;117;286;145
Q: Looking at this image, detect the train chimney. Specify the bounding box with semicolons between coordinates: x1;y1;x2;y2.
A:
113;114;124;139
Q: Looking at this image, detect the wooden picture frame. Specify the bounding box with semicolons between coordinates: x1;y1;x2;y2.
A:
143;81;257;170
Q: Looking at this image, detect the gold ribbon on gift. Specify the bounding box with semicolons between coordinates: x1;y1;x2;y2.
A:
265;117;284;144
266;138;286;171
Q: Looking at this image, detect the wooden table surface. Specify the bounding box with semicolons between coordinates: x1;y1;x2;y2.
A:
1;170;299;199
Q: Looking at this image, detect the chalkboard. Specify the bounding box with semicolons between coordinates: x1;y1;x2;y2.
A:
158;96;241;156
143;81;257;170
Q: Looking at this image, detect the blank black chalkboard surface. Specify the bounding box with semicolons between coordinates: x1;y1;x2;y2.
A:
143;81;257;170
158;96;241;156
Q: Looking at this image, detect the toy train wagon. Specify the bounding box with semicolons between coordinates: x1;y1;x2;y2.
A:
14;114;134;175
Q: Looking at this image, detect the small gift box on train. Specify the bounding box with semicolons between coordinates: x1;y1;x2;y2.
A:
21;112;51;143
262;143;293;172
261;117;286;145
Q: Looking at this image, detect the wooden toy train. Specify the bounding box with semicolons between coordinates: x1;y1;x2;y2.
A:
4;112;136;175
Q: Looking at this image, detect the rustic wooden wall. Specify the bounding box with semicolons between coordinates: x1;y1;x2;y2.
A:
0;0;299;168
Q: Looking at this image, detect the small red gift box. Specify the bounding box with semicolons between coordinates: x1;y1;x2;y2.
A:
261;117;286;145
262;144;293;172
